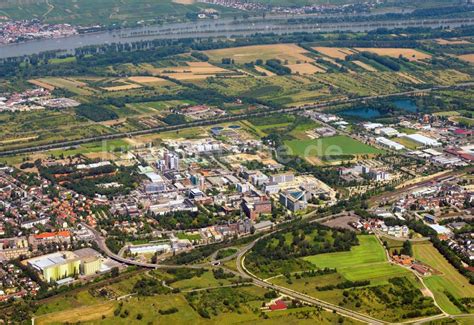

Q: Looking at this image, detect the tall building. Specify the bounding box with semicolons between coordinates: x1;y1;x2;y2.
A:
279;189;309;212
163;151;179;170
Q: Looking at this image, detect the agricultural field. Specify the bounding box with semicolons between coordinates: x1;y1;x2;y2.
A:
313;47;356;60
204;44;313;65
313;46;431;62
285;63;325;74
354;48;431;61
0;109;115;151
143;62;239;80
29;77;96;95
413;243;474;314
202;74;334;106
284;136;384;159
457;54;474;64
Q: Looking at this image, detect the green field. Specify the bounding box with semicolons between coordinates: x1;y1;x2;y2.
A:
303;235;412;285
304;235;387;268
284;136;384;158
413;243;474;314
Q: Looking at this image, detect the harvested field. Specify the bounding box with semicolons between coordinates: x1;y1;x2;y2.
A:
354;48;431;61
204;44;312;64
435;38;470;45
35;302;115;325
397;72;422;84
285;63;325;74
254;65;276;76
127;76;168;84
458;53;474;63
28;79;56;90
145;61;232;80
352;60;377;72
31;77;94;95
313;47;355;59
102;83;142;91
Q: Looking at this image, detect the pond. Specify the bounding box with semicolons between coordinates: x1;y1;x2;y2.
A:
338;99;418;119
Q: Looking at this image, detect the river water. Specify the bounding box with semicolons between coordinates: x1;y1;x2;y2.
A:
1;17;473;59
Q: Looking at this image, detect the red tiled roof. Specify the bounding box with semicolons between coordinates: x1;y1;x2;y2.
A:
35;230;70;239
270;300;287;311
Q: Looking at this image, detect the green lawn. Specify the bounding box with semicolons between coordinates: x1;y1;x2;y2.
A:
285;136;384;158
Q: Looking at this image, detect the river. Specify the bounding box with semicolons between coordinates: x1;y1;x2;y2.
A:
1;17;473;59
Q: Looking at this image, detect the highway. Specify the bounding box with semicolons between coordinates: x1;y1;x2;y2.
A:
1;82;473;157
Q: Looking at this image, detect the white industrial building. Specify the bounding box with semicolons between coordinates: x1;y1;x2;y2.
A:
404;134;441;147
377;127;399;137
376;137;405;151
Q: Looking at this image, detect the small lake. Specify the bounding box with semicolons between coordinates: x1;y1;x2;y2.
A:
338;99;418;119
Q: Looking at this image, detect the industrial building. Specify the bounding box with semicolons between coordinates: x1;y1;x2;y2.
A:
404;134;441;147
376;137;405;150
24;248;103;282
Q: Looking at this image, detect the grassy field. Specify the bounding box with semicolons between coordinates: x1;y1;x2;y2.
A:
170;270;236;290
304;235;386;268
413;243;474;314
303;235;412;285
284;136;384;158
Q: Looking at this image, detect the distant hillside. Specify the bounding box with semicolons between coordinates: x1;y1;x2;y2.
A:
0;0;239;25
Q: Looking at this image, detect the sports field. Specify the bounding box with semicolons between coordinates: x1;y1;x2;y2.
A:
284;135;384;158
414;243;474;314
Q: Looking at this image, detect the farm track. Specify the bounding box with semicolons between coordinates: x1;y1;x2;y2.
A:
1;82;473;157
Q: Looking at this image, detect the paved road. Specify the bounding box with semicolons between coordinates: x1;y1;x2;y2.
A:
83;224;208;269
1;82;473;157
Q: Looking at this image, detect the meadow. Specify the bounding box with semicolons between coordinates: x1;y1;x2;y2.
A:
33;276;353;325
